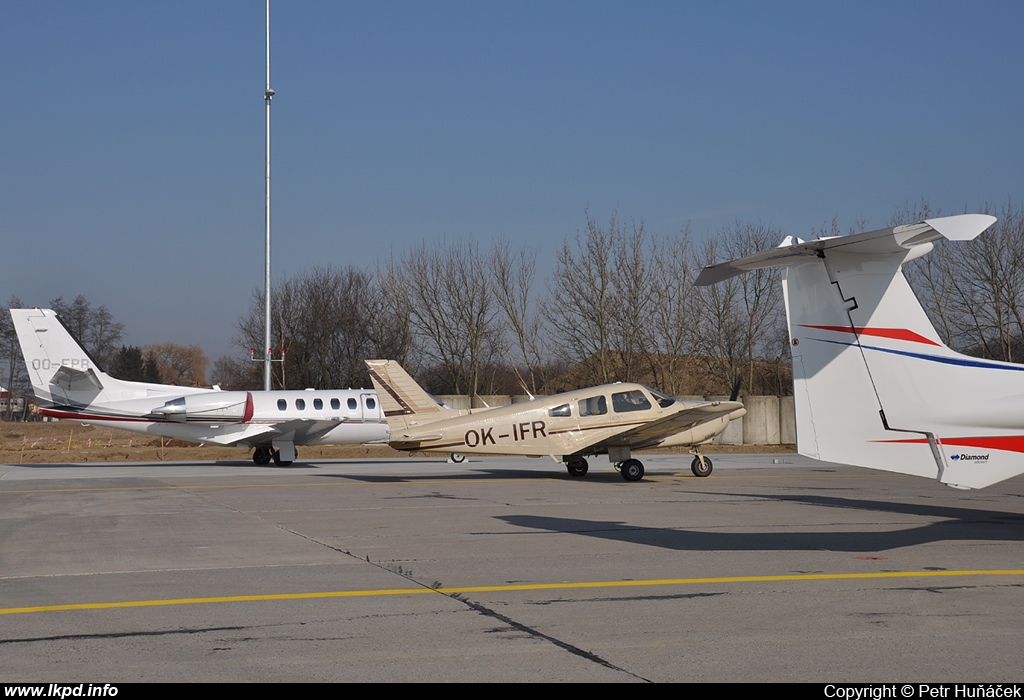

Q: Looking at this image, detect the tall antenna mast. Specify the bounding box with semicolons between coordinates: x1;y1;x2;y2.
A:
263;0;274;390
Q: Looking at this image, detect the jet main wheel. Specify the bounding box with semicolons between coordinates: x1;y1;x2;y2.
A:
690;456;713;477
566;458;589;477
253;447;272;466
450;453;467;464
272;449;294;467
620;458;644;481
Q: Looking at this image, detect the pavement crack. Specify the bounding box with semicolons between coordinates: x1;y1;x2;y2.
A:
0;625;249;645
449;594;651;682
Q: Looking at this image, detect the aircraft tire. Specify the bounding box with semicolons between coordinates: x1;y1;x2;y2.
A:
253;447;272;466
566;458;589;477
272;449;293;467
690;456;713;477
621;459;644;481
450;453;467;464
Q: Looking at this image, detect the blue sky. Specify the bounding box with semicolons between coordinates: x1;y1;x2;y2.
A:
3;1;1022;363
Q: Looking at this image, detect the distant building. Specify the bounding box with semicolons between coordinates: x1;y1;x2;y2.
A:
0;386;25;416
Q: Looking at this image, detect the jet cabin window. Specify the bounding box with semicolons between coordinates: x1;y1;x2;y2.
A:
612;389;652;413
348;398;357;410
549;403;571;417
578;395;607;417
331;398;340;410
277;399;286;411
313;398;323;410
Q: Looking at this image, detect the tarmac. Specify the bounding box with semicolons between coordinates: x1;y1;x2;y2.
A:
1;453;1022;682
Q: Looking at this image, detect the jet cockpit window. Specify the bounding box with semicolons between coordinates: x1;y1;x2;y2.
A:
548;403;571;417
648;387;676;409
612;389;652;413
578;395;607;416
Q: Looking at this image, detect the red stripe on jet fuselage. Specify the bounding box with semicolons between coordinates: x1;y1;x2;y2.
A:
798;325;940;346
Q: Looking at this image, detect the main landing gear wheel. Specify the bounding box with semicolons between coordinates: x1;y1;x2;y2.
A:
690;455;713;477
566;458;589;477
620;458;644;481
449;453;467;464
272;448;294;467
253;446;272;466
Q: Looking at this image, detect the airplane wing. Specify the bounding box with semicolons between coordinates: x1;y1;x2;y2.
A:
585;401;745;452
185;418;346;447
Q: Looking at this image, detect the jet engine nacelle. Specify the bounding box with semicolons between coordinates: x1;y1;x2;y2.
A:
148;392;253;423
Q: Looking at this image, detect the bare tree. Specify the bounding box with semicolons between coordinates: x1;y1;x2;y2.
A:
541;211;636;386
692;222;784;396
210;354;260;390
234;265;413;390
644;228;700;394
49;295;125;368
143;343;208;386
0;296;29;420
369;256;416;370
490;240;548;394
399;240;506;396
897;199;1024;361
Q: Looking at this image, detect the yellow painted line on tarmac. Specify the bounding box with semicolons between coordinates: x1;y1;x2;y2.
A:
3;569;1022;616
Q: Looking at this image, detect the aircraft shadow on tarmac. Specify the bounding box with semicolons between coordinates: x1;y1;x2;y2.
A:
498;493;1024;553
11;459;432;470
329;468;571;483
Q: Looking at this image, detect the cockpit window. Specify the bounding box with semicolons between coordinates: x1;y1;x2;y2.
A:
647;387;676;409
612;389;652;413
549;403;571;417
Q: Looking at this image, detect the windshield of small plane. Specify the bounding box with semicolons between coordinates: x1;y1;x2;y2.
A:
646;387;676;409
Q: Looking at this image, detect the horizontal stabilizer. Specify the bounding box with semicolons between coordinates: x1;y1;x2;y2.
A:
50;365;104;393
695;214;996;286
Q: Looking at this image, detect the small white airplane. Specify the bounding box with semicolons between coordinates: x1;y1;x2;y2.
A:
365;358;746;481
11;308;389;465
696;213;1024;490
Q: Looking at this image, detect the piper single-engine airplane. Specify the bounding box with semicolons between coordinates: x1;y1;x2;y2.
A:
11;308;388;466
696;212;1024;490
365;359;746;481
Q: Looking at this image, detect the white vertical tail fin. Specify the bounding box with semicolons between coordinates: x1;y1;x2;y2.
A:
11;308;115;407
696;214;1024;490
10;308;202;410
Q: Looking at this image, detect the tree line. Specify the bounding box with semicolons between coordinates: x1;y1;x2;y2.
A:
3;200;1022;418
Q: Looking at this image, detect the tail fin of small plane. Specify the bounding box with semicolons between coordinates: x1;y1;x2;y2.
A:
365;359;464;432
695;213;1024;490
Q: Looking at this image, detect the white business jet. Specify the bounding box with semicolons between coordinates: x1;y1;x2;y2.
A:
696;213;1024;490
11;308;388;466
